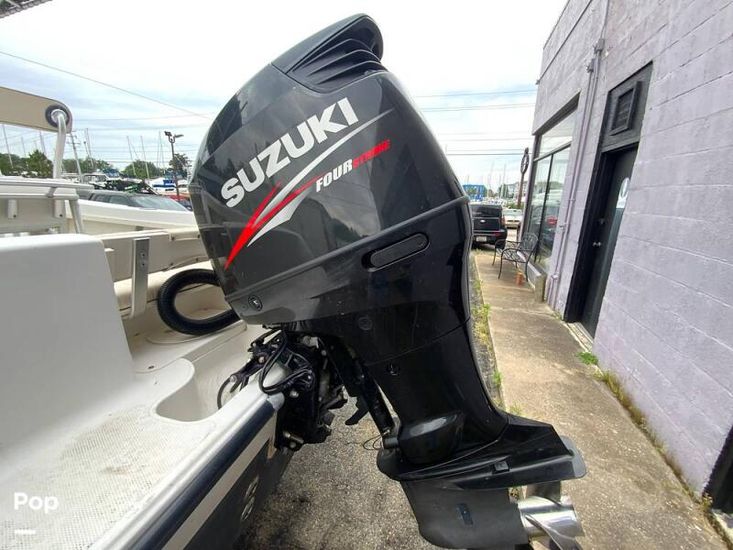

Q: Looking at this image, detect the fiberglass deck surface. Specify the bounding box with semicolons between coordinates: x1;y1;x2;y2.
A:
1;406;213;549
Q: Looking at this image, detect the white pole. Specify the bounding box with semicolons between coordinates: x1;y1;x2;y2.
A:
2;124;13;171
158;132;164;171
140;136;150;179
126;136;137;177
84;128;92;157
38;131;47;156
84;128;96;171
69;133;82;176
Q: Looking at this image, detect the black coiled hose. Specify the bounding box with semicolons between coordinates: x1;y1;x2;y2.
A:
156;268;239;336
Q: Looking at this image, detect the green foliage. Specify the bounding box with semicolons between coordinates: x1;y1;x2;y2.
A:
62;158;79;173
121;160;162;179
491;370;503;388
82;157;113;173
0;153;26;175
577;351;598;365
594;369;620;394
26;150;52;178
473;302;491;346
2;151;118;178
60;156;116;175
594;369;645;427
169;153;190;177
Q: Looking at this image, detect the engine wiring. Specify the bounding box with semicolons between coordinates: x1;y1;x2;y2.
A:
258;346;315;395
361;433;384;450
216;329;316;408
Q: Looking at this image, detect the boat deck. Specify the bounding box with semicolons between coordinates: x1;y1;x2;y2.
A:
0;233;277;549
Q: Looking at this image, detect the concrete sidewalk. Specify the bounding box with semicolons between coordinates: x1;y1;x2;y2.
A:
474;249;725;550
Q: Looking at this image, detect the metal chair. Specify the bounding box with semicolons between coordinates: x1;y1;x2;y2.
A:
493;233;538;279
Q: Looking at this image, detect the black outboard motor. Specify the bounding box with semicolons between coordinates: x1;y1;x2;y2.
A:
191;14;585;549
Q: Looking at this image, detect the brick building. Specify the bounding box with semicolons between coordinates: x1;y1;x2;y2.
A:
523;0;733;505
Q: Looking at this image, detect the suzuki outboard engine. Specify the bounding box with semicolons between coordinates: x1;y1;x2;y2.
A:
191;14;585;549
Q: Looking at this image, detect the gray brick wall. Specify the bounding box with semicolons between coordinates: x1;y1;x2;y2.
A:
534;0;733;491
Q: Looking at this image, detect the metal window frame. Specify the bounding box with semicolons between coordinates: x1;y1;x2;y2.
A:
534;141;573;164
523;97;579;273
525;143;572;268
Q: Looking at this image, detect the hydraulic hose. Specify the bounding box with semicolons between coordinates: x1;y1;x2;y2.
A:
156;268;239;336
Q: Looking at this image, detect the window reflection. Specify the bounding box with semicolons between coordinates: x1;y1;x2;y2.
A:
536;148;569;269
527;157;550;246
526;108;576;271
538;111;576;157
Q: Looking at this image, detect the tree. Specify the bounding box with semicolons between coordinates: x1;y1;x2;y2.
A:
121;160;162;179
61;156;115;175
169;153;191;178
62;158;80;173
83;157;114;173
26;150;53;178
0;153;26;175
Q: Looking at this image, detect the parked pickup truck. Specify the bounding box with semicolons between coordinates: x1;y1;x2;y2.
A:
503;208;523;229
470;203;508;246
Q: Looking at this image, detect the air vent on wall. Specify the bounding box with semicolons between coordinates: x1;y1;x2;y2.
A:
610;81;641;135
273;15;385;93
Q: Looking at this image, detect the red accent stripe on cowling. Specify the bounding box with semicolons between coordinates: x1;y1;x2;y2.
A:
353;139;390;168
224;174;322;269
224;139;392;269
224;183;280;269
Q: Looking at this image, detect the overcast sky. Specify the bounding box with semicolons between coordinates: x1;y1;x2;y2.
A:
0;0;566;187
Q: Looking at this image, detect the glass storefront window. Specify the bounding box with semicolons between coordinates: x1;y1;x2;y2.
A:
525;109;576;271
526;157;551;246
536;148;569;269
537;110;576;157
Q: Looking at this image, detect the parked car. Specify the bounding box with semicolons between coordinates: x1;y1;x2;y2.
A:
87;190;190;212
503;208;523;229
169;195;193;210
75;188;94;200
470;203;507;246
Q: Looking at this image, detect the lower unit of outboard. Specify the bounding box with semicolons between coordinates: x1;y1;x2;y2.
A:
190;14;585;549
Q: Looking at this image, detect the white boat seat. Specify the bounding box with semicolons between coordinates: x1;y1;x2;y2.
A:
0;233;136;450
0;232;281;549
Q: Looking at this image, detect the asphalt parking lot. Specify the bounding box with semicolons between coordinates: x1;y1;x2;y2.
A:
243;400;438;550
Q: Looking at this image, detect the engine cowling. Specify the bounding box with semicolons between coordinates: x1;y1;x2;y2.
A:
191;14;585;549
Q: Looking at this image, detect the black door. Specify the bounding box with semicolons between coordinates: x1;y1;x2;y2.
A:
707;429;733;513
580;147;637;335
